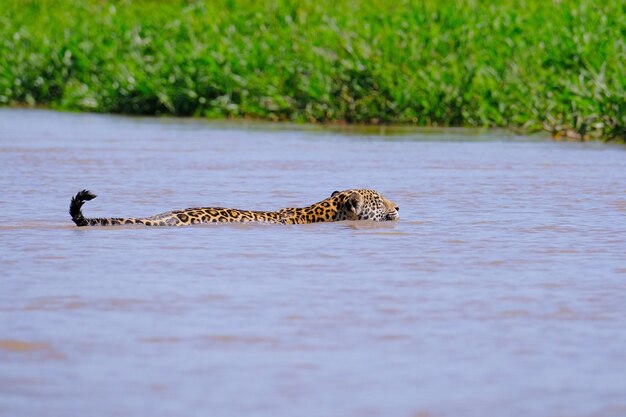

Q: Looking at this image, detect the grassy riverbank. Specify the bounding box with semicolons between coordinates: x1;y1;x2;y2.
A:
1;0;625;141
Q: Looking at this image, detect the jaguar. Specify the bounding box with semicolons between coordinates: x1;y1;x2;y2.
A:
69;189;399;226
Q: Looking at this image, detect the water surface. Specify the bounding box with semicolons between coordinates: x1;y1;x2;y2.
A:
1;109;625;417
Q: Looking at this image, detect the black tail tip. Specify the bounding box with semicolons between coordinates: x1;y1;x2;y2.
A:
75;189;97;201
70;190;97;226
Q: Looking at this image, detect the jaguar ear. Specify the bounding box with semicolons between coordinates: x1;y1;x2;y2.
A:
345;192;364;215
331;191;340;197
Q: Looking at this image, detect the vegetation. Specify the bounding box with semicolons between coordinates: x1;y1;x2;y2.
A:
1;0;625;141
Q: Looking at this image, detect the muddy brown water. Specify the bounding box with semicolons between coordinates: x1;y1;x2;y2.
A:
1;109;625;417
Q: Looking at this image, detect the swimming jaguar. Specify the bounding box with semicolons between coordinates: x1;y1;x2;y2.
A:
69;189;399;226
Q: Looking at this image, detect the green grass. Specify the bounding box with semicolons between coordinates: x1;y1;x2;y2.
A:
1;0;625;141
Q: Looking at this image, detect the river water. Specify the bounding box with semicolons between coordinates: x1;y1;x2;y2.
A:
1;109;625;417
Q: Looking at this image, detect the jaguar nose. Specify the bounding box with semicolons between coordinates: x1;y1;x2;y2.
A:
395;206;399;211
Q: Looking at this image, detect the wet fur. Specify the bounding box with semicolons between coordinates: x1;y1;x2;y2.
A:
69;189;399;227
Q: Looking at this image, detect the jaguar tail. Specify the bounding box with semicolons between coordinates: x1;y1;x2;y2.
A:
69;190;150;226
69;189;97;226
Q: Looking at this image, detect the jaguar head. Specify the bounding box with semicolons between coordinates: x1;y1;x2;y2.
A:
332;189;399;221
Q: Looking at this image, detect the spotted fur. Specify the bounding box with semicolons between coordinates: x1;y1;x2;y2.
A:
69;189;399;227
